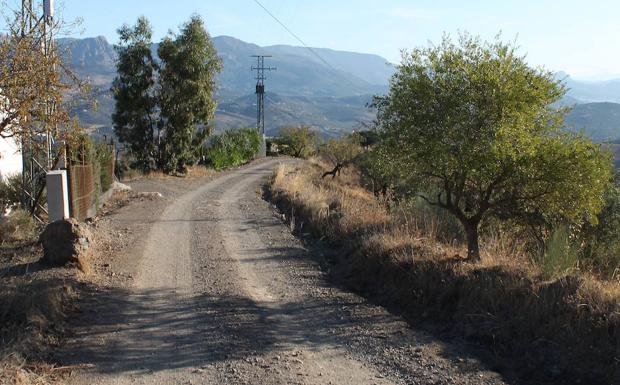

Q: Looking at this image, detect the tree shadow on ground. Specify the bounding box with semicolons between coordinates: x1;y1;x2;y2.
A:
54;283;394;375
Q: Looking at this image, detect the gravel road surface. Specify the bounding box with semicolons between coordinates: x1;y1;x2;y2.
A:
58;159;508;385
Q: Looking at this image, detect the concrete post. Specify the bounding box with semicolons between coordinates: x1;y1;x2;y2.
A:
46;170;69;222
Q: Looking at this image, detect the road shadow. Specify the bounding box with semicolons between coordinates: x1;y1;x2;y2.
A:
54;282;394;375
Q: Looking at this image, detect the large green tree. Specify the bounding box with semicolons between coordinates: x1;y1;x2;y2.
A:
158;15;222;174
375;33;613;260
111;17;158;172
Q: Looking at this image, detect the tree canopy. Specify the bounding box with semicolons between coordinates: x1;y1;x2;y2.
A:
0;6;83;143
374;33;613;260
278;125;319;159
158;15;222;173
112;16;158;171
112;15;222;174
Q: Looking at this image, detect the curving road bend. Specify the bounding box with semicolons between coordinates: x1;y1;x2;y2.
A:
59;158;507;385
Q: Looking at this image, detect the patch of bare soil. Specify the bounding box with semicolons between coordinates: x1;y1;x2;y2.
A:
0;165;223;385
0;235;84;384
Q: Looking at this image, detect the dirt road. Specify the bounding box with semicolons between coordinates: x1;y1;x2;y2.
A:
58;159;507;385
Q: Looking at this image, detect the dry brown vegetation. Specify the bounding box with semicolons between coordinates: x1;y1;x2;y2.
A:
119;164;217;182
270;158;620;384
0;213;83;385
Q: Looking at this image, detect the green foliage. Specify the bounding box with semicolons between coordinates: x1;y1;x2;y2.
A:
541;226;579;280
578;185;620;278
67;132;114;192
374;32;613;259
0;209;38;243
207;128;261;170
0;174;23;212
112;15;222;175
112;17;158;172
321;132;363;166
357;130;380;148
158;15;222;174
94;142;114;192
278;126;319;158
355;140;399;198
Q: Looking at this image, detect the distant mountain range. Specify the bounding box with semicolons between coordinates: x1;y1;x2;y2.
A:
61;35;620;142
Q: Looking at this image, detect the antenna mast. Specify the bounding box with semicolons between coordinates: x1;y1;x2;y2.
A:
251;55;276;157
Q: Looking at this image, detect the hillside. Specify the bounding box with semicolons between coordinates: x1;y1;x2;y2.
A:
63;36;620;141
561;74;620;104
63;35;389;136
565;102;620;141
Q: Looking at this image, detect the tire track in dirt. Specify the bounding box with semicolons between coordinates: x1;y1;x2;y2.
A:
60;158;508;385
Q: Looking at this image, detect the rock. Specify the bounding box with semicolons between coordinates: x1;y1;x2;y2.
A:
112;181;132;191
40;218;92;267
136;192;163;200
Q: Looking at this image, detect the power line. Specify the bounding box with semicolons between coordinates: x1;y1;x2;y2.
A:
251;0;336;71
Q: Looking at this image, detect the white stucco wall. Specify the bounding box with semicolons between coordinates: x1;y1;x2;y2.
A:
0;136;21;182
0;93;22;181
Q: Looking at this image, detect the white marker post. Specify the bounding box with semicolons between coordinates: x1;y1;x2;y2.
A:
46;170;69;222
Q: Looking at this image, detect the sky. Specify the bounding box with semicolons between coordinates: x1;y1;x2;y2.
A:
3;0;620;80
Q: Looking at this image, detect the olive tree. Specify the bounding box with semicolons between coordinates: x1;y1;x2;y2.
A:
321;132;363;178
375;33;613;260
278;125;318;158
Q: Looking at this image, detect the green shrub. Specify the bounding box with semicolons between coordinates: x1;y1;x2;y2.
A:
0;174;23;213
94;142;114;192
0;209;38;243
68;132;115;192
540;226;579;279
278;125;319;158
579;186;620;279
207;128;261;170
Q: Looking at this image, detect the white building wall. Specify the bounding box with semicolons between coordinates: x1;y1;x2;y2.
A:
0;93;22;181
0;136;21;182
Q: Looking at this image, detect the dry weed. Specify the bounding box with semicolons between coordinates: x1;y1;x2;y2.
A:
269;159;620;383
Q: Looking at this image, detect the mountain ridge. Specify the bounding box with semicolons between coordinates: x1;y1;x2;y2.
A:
62;35;620;140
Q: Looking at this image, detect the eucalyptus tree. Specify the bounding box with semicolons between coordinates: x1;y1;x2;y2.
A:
112;17;158;171
158;15;222;174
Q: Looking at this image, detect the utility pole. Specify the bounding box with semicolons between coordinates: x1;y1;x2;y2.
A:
251;55;276;157
19;0;56;221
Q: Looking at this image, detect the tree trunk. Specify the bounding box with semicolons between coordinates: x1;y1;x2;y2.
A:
322;163;343;179
463;221;481;261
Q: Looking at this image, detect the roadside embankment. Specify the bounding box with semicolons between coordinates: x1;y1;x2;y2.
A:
268;158;620;385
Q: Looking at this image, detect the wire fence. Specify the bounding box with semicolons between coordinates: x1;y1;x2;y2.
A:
68;164;95;222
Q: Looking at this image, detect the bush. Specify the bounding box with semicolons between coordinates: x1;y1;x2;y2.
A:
68;132;115;192
540;226;579;279
94;142;114;192
578;186;620;279
207;128;261;170
0;173;23;213
319;133;363;178
278;125;319;158
0;208;38;243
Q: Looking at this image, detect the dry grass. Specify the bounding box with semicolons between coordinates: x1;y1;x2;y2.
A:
0;210;39;244
0;213;80;385
121;165;217;182
270;159;620;384
0;279;78;385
